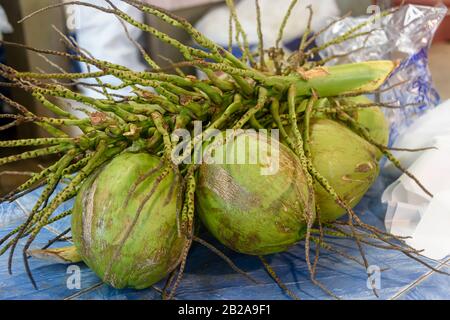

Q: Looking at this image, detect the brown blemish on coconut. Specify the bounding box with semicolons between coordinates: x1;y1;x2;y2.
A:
341;175;366;183
275;220;293;234
247;232;262;246
296;66;330;80
345;195;360;205
355;162;374;173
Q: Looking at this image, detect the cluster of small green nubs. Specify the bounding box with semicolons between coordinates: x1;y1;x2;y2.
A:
0;1;435;299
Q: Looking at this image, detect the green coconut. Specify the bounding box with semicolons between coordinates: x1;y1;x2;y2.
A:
310;119;380;222
344;96;390;156
196;131;313;255
72;152;186;289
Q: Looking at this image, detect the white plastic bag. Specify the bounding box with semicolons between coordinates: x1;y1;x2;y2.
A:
385;100;450;174
382;101;450;260
316;4;448;144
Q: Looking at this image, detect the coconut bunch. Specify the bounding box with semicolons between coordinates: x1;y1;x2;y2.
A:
0;0;443;299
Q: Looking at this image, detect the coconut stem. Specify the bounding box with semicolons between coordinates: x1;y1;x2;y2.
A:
0;145;73;167
5;151;78;273
259;256;300;300
226;0;255;67
286;86;338;298
276;0;299;49
297;5;314;66
0;91;67;137
233;87;268;129
0;138;75;148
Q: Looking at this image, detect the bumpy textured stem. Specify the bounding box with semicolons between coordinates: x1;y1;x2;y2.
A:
0;145;73;166
0;92;67;137
0;138;75;148
276;0;298;49
308;8;393;57
6;151;78;271
233;87;268;129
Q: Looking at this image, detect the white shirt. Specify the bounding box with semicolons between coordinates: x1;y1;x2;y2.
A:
0;5;13;41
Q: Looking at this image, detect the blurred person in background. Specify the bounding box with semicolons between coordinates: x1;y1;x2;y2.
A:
65;0;148;100
195;0;341;55
0;4;13;139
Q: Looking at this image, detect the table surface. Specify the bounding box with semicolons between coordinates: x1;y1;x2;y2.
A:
0;173;449;300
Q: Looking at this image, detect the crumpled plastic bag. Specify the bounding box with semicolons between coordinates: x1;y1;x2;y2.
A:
0;5;13;41
316;4;448;144
382;100;450;260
